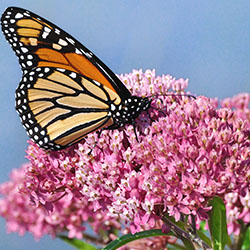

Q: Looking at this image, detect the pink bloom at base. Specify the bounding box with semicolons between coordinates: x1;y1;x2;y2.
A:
0;164;119;240
0;69;249;241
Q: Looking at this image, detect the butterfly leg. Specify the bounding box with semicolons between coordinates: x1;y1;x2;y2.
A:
106;122;140;143
86;130;104;155
146;109;155;123
133;122;139;142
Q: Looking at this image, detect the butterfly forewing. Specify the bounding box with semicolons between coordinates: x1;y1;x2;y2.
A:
1;7;131;98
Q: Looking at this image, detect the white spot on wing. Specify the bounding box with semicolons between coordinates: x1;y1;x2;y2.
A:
57;68;65;72
55;28;60;34
75;48;82;54
86;52;92;58
66;37;75;44
15;13;24;19
58;39;68;46
44;27;51;33
93;80;101;86
111;104;116;111
42;32;49;39
21;47;28;53
70;72;77;78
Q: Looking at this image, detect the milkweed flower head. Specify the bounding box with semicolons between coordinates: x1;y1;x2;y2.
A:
0;163;120;240
0;69;249;240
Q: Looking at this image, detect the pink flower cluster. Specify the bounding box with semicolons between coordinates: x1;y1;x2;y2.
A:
0;163;120;240
0;69;249;241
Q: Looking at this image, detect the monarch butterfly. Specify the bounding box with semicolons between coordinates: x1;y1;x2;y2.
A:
1;7;151;150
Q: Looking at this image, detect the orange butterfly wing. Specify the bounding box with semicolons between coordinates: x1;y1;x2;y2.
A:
1;7;120;93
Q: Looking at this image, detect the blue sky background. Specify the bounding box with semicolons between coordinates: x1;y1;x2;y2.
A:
0;0;249;249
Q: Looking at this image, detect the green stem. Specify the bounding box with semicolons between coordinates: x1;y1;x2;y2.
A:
232;222;250;250
161;215;212;250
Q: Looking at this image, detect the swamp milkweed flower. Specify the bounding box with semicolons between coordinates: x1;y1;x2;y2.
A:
0;70;249;247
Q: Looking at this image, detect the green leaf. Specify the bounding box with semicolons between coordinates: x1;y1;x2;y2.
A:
208;196;228;250
242;225;250;250
181;237;196;250
199;221;207;232
102;229;172;250
197;229;212;247
59;235;97;250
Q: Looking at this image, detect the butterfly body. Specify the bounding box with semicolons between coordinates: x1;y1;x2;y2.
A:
1;7;151;150
109;96;151;127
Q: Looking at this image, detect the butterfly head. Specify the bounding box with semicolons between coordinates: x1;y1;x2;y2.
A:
110;96;152;127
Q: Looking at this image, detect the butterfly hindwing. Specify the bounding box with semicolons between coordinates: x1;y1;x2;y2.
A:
16;67;117;150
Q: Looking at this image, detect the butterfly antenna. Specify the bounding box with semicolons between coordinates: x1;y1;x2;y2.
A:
148;93;196;99
147;92;196;117
149;106;166;116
